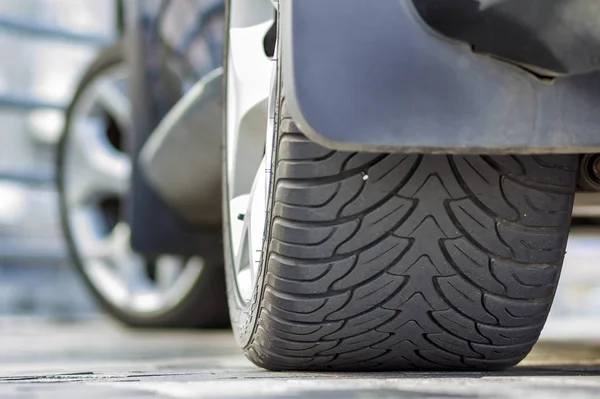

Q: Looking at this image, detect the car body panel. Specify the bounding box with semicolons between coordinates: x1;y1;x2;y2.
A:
281;0;600;154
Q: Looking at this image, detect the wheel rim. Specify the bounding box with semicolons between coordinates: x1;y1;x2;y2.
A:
62;63;203;317
225;1;276;303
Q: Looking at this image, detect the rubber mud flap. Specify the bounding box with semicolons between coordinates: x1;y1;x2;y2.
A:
140;69;223;228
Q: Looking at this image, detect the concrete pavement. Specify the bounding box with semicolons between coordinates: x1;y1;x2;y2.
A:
1;317;600;399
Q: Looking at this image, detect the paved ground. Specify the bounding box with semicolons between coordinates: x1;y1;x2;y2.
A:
1;317;600;399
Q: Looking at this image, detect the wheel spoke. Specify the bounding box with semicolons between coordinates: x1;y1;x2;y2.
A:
93;75;132;132
108;223;148;283
79;221;128;262
71;206;112;260
108;222;134;261
226;1;277;303
155;256;185;291
227;21;273;199
229;22;273;83
93;223;149;288
66;117;131;205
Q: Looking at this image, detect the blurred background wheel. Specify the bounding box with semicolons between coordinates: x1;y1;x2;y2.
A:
57;44;228;328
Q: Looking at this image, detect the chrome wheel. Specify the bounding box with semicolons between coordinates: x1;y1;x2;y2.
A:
60;57;204;319
225;0;276;303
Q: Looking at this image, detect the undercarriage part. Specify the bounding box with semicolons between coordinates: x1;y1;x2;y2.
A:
578;154;600;192
413;0;600;76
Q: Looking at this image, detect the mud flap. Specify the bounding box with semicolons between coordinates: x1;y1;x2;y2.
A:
140;69;223;228
281;0;600;154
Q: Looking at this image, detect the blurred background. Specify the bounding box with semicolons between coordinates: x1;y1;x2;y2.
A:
0;0;115;319
0;0;223;322
0;0;597;340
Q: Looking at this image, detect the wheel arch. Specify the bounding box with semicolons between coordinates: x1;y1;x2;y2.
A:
280;0;600;154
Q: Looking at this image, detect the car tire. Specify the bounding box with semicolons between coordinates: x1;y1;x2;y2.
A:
58;44;229;328
228;102;577;370
223;4;578;371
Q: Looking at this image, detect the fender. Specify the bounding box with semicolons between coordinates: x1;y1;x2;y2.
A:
280;0;600;153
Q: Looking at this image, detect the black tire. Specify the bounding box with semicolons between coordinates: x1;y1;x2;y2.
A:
227;102;577;370
58;44;229;328
224;6;578;370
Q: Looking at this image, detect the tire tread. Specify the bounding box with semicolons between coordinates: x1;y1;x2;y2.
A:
245;106;576;371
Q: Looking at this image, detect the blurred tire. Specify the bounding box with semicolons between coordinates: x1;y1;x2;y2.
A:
58;44;229;328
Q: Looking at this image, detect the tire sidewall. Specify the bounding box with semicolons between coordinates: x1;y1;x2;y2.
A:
222;2;281;347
